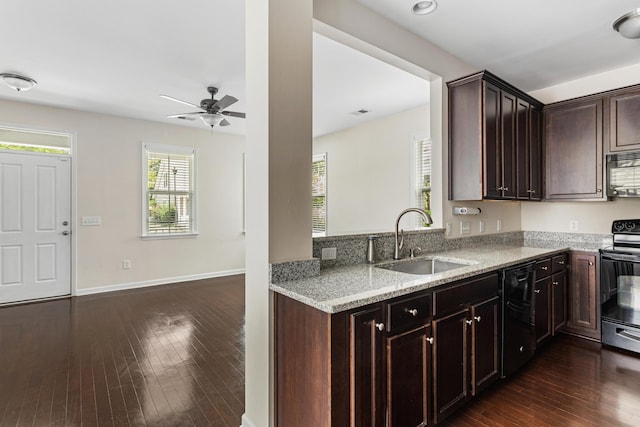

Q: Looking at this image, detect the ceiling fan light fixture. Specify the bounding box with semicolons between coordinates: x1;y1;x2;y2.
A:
200;113;224;127
412;0;437;16
613;8;640;39
0;73;37;91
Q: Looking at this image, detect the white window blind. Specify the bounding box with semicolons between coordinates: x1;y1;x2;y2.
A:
415;138;432;227
142;144;196;237
312;153;327;237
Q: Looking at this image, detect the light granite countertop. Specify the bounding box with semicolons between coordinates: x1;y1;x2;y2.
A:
270;242;603;314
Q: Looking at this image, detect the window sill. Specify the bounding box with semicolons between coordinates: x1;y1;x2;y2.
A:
141;233;199;241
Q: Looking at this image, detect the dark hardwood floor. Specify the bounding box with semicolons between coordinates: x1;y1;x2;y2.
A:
0;275;245;427
444;335;640;427
3;275;640;426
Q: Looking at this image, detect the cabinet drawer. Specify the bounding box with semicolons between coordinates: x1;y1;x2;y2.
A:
552;253;568;273
433;274;499;318
386;293;432;334
535;258;552;279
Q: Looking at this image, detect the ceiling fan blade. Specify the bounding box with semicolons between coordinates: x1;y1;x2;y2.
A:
160;94;202;110
219;119;231;127
212;95;238;111
167;112;204;117
221;110;246;118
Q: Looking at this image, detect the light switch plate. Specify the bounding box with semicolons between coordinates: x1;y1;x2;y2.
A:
321;247;337;260
82;216;101;226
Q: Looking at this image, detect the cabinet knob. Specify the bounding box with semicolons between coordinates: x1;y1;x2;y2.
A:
375;322;385;332
557;260;565;265
519;346;524;352
465;319;473;325
426;337;434;345
406;308;418;317
497;186;504;191
534;289;541;294
503;187;509;192
553;281;559;286
541;266;548;271
589;262;594;266
474;316;481;323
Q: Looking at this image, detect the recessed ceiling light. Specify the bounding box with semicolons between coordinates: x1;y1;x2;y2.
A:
613;8;640;39
0;73;37;91
412;0;438;16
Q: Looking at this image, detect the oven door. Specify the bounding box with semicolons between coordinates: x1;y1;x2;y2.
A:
600;250;640;353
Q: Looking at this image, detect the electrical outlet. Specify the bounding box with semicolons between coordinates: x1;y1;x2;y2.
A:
497;219;503;231
569;220;579;232
123;259;131;269
479;220;485;233
321;247;337;260
81;216;101;226
460;221;471;235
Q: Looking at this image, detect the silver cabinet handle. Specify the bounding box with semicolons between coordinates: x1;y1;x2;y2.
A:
62;231;70;236
465;319;473;325
552;281;559;286
474;316;481;322
541;266;548;270
503;187;509;191
589;262;594;266
534;289;541;294
406;308;418;317
375;322;385;331
557;260;565;265
426;337;434;344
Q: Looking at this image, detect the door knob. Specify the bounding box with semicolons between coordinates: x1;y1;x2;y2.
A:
62;231;70;236
62;221;69;226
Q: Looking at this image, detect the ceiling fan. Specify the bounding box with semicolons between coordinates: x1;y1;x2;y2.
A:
161;86;246;128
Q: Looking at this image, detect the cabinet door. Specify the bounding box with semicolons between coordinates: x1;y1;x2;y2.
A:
545;99;604;200
534;277;552;345
386;326;431;427
552;270;568;334
610;89;640;152
350;306;385;427
432;309;469;424
516;98;530;200
484;82;502;199
528;108;542;200
501;91;517;199
566;252;601;341
470;296;500;396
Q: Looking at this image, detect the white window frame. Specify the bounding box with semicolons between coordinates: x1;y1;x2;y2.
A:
413;136;432;228
141;142;198;239
312;153;327;237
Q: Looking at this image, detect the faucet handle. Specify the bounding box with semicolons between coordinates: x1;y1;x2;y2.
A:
409;247;422;258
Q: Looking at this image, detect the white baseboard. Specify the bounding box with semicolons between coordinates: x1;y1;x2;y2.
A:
240;414;255;427
75;269;245;296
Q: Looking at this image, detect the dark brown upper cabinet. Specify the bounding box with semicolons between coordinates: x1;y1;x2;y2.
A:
544;98;605;200
609;87;640;152
448;71;543;201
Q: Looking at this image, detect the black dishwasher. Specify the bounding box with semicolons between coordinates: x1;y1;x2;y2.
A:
500;262;536;378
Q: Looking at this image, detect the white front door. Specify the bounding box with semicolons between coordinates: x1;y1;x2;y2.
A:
0;152;71;304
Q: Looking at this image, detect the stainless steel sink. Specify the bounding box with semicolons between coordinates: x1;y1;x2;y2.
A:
377;257;473;275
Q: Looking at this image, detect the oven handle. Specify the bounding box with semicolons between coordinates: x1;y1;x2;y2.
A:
601;253;640;263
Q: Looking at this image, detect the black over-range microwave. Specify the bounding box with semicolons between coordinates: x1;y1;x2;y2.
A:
607;151;640;198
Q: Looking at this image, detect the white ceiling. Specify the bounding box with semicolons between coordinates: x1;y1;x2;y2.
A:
2;0;639;138
357;0;640;92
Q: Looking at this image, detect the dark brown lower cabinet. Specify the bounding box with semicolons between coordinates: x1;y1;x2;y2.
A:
350;306;385;427
565;251;601;341
386;326;431;427
470;296;500;396
534;276;552;344
551;270;567;333
432;309;469;423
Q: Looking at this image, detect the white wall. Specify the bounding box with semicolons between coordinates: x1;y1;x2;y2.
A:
313;105;429;235
522;64;640;234
0;98;246;292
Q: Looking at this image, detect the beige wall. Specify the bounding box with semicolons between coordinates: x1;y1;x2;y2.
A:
522;64;640;234
0;98;246;292
313;105;430;235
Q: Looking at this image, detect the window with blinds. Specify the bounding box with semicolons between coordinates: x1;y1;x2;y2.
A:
415;138;432;227
312;153;327;237
142;143;196;237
